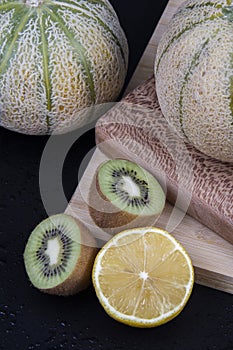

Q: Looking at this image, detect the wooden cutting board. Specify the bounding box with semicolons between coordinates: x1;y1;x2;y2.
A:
65;0;233;294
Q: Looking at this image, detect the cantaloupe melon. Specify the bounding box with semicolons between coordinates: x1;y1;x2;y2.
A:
0;0;128;135
155;0;233;163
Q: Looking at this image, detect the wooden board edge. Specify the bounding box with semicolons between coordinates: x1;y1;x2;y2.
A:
195;267;233;295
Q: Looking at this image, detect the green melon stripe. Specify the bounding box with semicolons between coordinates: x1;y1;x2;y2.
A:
0;7;32;75
179;38;210;139
38;10;52;132
50;0;127;66
60;0;117;16
179;29;222;139
155;13;222;74
44;6;96;103
0;2;23;11
184;1;223;10
0;2;25;52
80;3;127;66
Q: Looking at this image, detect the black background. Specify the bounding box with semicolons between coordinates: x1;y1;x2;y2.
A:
0;1;232;349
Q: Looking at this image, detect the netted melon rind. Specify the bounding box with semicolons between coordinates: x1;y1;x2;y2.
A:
155;0;233;163
0;0;128;135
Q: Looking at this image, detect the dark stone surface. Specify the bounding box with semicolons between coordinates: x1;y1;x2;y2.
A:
0;1;232;349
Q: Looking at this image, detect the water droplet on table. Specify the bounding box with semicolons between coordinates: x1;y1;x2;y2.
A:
0;310;6;318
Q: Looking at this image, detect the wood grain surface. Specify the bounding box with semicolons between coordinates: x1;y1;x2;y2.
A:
66;0;233;294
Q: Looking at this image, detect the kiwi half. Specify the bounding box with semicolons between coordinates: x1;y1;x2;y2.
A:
88;159;166;233
23;214;98;296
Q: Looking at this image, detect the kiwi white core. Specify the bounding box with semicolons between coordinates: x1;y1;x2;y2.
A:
45;237;61;266
121;176;141;197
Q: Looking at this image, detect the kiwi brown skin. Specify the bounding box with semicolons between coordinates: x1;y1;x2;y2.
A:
89;174;136;228
88;165;162;235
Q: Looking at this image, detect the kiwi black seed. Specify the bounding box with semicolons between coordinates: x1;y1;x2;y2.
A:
88;159;166;233
23;214;98;296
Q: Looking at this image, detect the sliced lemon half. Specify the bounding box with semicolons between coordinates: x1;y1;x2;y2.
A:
92;227;194;328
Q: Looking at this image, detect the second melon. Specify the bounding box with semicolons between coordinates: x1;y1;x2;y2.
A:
155;0;233;163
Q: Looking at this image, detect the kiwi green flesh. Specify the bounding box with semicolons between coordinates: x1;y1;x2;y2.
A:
97;159;166;216
24;214;82;290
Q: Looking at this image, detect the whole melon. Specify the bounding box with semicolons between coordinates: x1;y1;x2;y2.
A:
0;0;128;135
154;0;233;163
